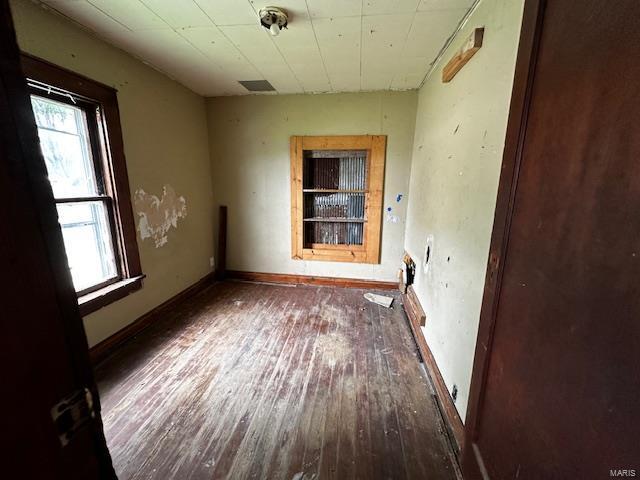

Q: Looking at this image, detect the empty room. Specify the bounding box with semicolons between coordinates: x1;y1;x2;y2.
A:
1;0;638;479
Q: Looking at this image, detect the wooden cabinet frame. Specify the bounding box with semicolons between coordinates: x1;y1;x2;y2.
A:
290;135;386;263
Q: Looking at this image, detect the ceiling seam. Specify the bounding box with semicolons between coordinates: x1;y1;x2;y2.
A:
161;0;235;77
304;0;333;92
193;1;279;91
191;0;269;86
89;0;168;30
217;28;278;88
173;28;229;79
387;0;422;90
79;0;132;32
38;0;205;96
191;0;215;24
135;0;235;95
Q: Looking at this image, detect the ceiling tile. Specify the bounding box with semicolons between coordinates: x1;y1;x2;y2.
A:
360;67;394;90
179;27;263;80
418;0;475;11
306;0;361;19
402;9;467;58
257;63;305;94
390;56;429;89
314;16;361;91
87;0;166;30
139;0;212;28
110;27;240;95
219;25;283;67
114;28;203;70
191;74;248;96
361;14;414;90
220;24;303;93
42;0;130;36
271;20;330;92
363;0;420;16
390;72;423;89
173;63;246;96
361;13;413;58
194;0;256;26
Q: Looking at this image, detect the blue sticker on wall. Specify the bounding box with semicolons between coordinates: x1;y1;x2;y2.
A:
396;194;403;202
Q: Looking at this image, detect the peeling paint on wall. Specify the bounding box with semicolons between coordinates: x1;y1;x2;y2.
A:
134;185;187;248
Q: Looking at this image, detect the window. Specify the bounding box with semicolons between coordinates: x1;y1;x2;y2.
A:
290;135;386;263
22;54;143;315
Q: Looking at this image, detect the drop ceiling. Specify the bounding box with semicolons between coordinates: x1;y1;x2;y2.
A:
36;0;475;96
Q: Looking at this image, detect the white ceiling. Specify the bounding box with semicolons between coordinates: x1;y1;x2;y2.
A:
37;0;474;96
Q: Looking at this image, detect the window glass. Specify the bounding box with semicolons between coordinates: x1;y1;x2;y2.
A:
30;95;98;198
56;202;117;292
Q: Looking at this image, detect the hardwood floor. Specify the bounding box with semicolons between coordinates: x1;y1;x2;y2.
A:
95;281;459;480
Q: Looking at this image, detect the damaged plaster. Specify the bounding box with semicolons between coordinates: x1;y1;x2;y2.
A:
134;185;187;248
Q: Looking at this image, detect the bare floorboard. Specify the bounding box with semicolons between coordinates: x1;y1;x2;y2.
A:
95;281;458;480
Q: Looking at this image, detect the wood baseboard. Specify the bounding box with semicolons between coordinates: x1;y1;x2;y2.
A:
403;284;426;326
226;270;397;290
89;272;215;365
402;285;465;454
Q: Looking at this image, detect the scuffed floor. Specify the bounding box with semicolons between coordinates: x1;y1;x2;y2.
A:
95;281;459;479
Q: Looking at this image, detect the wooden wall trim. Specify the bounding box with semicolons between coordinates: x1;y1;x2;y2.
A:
402;286;465;454
403;285;426;326
227;270;397;290
89;272;215;364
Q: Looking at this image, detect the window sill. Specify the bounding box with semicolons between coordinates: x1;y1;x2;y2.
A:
78;275;145;317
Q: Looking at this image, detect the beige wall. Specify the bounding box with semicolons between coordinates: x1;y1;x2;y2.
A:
207;91;417;281
11;0;215;347
404;0;524;419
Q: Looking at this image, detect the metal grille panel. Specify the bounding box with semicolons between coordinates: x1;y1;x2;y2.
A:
302;150;368;247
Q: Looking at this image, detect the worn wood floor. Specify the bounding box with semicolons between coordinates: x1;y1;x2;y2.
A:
95;281;459;480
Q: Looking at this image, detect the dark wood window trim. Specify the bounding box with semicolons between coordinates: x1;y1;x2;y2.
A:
21;53;143;316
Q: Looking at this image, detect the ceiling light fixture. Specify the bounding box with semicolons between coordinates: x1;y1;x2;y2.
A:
259;6;288;36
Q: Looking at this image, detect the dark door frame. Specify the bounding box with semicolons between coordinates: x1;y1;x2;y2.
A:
461;0;545;477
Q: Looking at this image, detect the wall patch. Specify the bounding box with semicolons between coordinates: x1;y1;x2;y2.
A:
386;212;400;224
134;185;187;248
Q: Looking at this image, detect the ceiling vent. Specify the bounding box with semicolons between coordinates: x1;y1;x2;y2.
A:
238;80;276;92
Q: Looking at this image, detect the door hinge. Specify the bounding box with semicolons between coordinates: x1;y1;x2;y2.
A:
51;387;96;446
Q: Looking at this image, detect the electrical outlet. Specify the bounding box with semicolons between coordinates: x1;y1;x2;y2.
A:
452;384;458;403
209;256;215;269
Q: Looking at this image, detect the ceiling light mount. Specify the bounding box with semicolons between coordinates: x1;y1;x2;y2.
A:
259;6;288;36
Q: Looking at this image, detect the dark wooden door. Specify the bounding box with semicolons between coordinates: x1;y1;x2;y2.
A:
0;2;115;478
464;0;640;478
